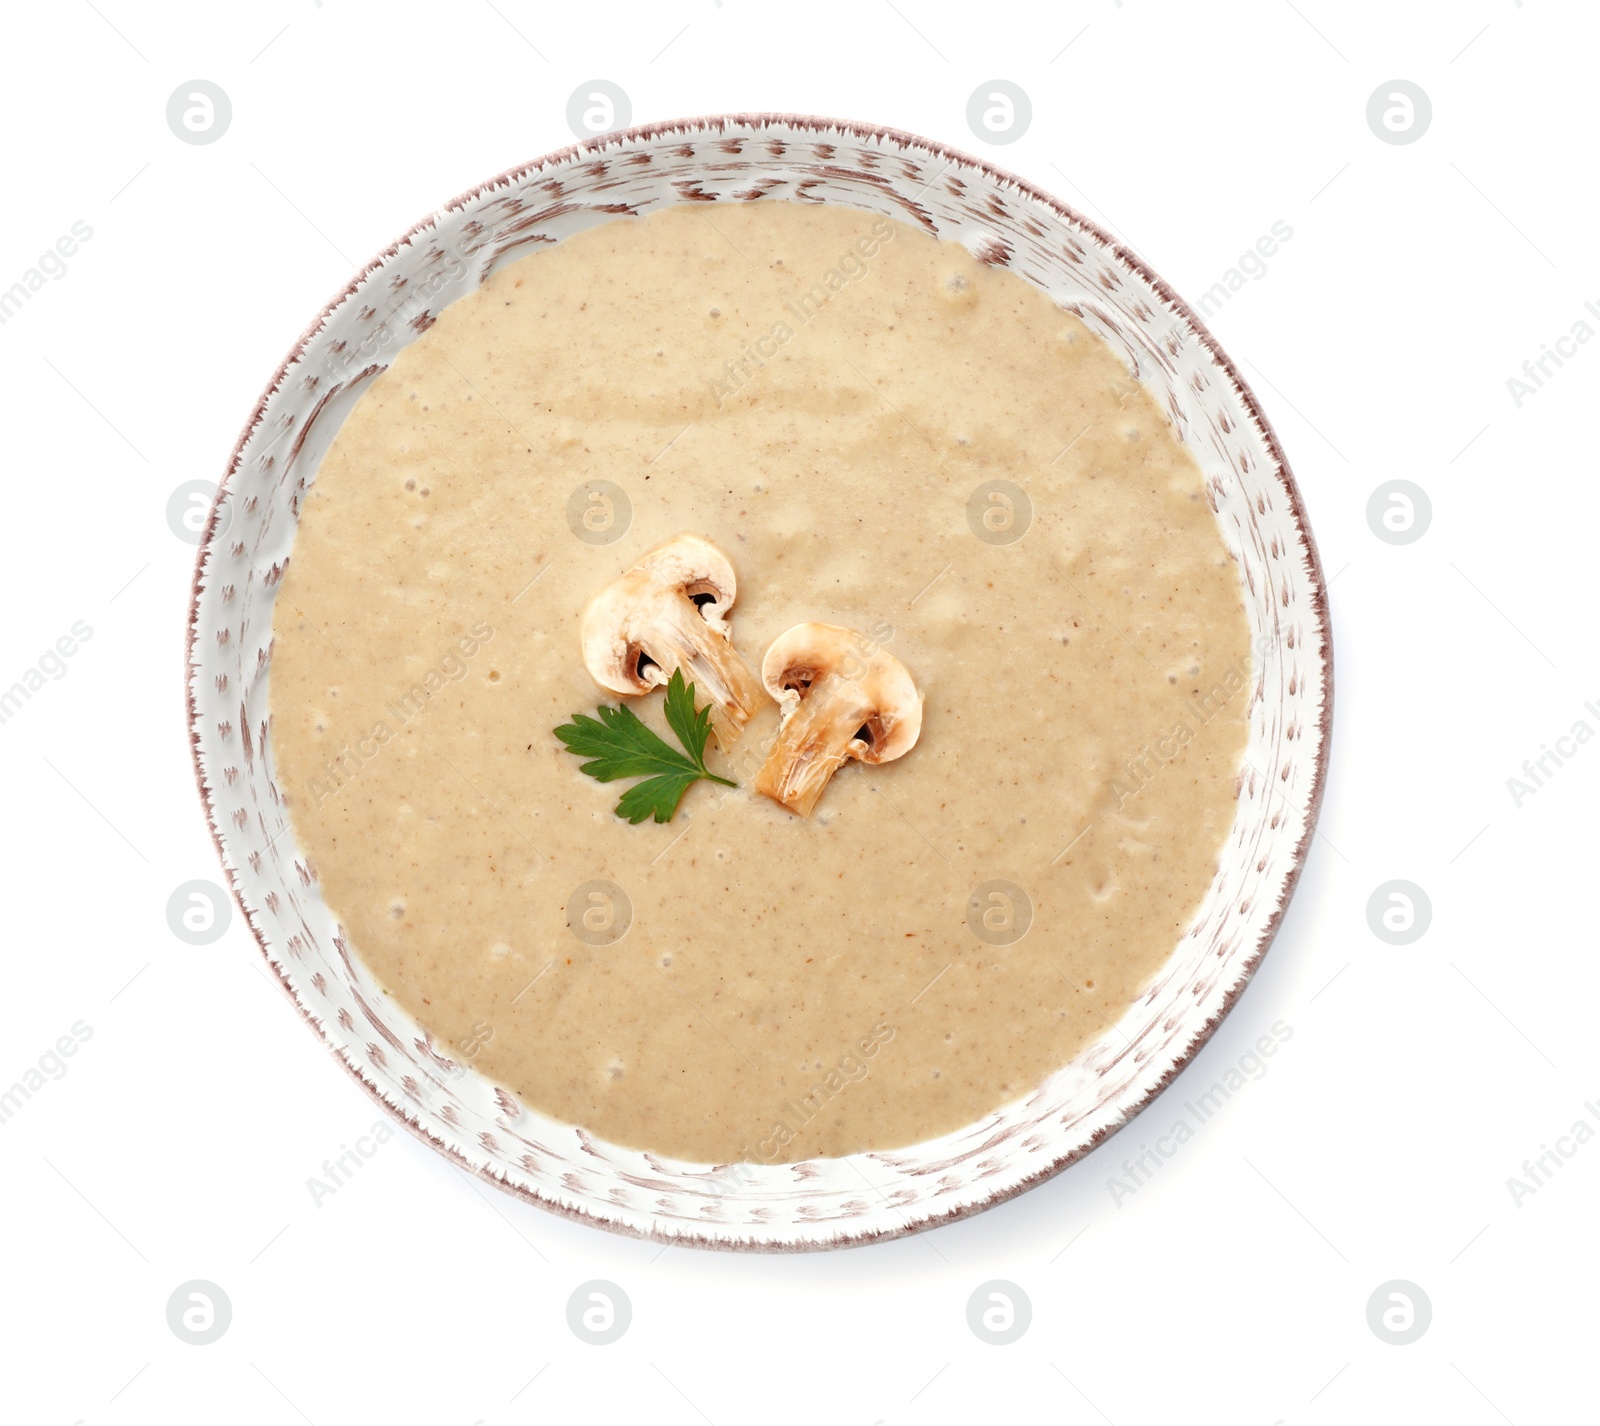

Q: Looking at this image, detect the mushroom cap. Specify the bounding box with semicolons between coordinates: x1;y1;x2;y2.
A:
626;533;739;624
761;622;922;765
581;533;741;696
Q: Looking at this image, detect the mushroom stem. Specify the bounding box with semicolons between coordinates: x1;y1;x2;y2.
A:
753;674;876;817
638;596;766;750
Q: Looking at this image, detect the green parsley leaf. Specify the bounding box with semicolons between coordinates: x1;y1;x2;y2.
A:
554;669;736;824
662;664;718;769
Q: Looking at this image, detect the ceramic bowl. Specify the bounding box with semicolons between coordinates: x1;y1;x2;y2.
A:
187;114;1331;1250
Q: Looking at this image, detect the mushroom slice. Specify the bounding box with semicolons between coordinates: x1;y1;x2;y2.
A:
754;623;923;817
580;533;766;749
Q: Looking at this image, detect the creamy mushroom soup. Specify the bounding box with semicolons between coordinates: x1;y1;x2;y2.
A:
270;201;1253;1164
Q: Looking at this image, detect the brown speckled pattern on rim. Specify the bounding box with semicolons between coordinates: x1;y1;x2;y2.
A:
186;114;1332;1251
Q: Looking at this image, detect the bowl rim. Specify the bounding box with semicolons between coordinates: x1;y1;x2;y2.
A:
186;111;1333;1251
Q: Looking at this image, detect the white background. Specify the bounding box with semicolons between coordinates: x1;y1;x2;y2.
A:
1;1;1592;1422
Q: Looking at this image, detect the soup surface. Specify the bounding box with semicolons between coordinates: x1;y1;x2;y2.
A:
269;200;1252;1164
